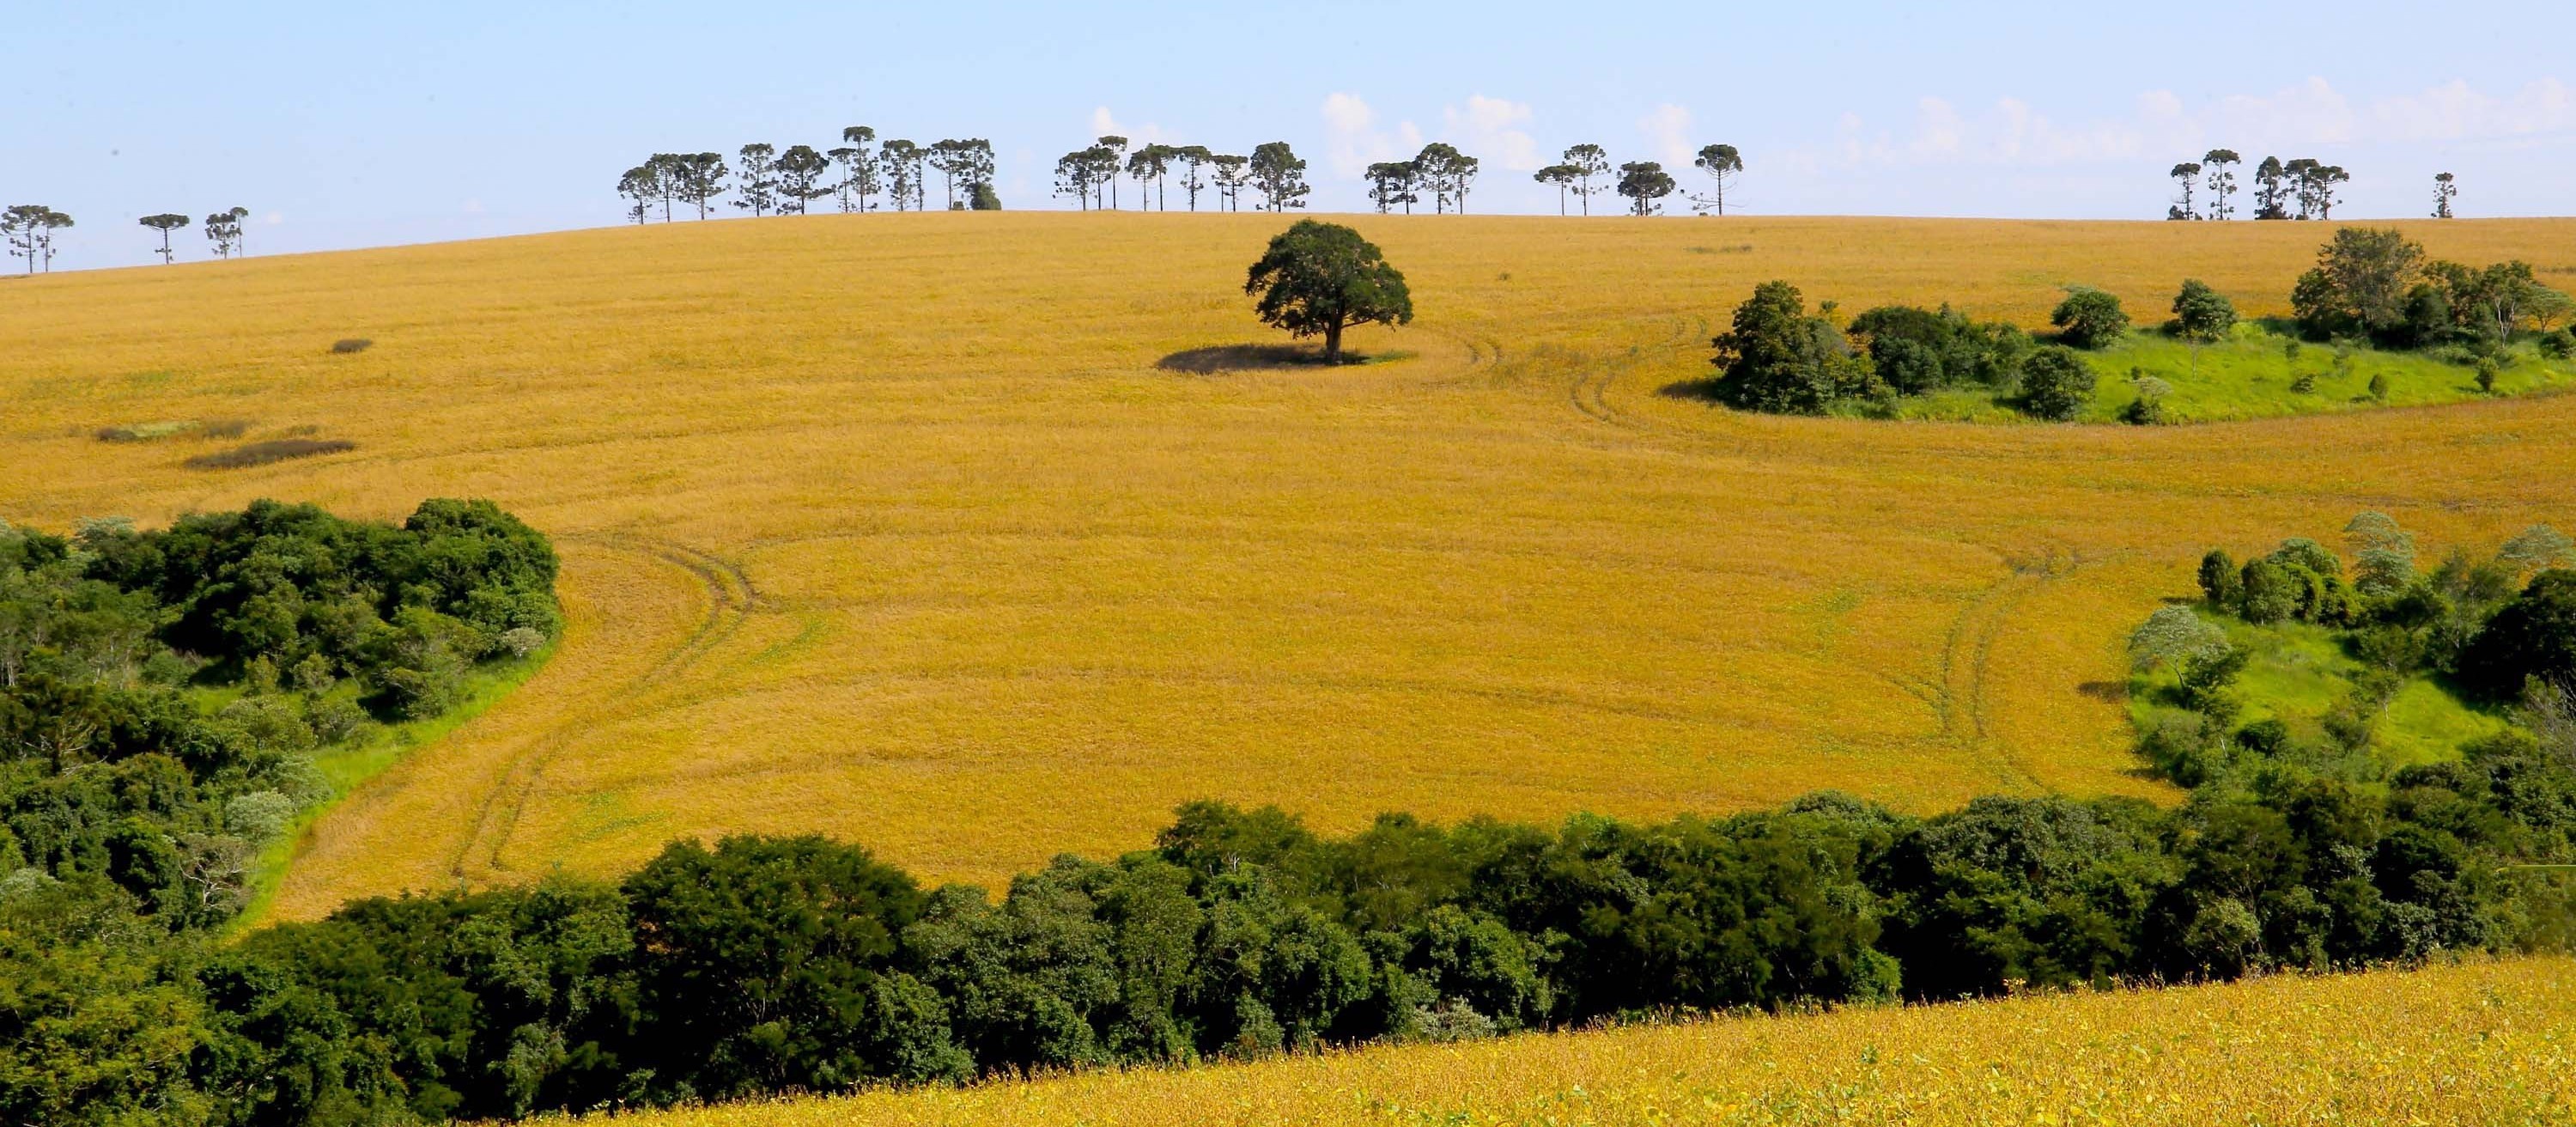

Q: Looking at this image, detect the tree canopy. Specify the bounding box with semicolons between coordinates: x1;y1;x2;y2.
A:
1242;221;1413;363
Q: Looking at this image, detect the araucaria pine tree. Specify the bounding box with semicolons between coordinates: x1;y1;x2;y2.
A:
732;143;780;216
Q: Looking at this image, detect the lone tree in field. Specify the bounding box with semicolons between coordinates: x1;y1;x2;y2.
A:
203;206;249;259
3;205;73;273
1243;220;1413;363
2434;172;2458;219
1248;142;1310;212
1563;143;1610;215
139;213;191;262
1616;161;1675;216
2167;161;2202;220
2202;149;2240;220
1692;143;1742;216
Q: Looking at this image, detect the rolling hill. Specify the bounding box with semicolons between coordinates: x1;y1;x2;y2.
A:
3;211;2572;923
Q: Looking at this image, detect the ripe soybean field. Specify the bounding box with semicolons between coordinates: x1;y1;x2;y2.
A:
564;957;2576;1126
3;213;2573;920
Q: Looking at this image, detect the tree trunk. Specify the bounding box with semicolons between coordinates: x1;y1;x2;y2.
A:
1324;320;1344;364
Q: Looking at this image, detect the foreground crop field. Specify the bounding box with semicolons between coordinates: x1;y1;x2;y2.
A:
567;958;2576;1127
3;214;2574;919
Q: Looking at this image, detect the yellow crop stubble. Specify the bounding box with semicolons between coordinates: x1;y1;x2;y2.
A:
1;213;2572;919
560;957;2576;1126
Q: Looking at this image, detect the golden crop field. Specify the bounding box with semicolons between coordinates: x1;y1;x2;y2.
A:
3;213;2574;923
556;956;2576;1126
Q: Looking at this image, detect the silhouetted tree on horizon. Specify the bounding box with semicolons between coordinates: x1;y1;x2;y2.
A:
139;213;190;262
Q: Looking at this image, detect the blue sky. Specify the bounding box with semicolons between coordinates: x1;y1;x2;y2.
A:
9;1;2573;268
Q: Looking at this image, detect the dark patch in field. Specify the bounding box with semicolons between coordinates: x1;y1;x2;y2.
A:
1157;344;1338;374
185;438;355;470
330;338;373;354
1657;378;1728;403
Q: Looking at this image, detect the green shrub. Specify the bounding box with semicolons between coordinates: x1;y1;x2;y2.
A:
2017;345;2096;420
2050;286;2129;349
2170;279;2237;342
2459;570;2576;700
1708;281;1882;413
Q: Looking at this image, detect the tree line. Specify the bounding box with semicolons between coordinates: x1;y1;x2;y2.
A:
1;205;252;273
33;718;2576;1124
617;131;1001;223
617;134;1750;220
1042;137;1747;218
2161;152;2462;222
1052;137;1288;212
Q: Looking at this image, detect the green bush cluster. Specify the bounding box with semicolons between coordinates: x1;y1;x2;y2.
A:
1704;281;2082;421
78;498;559;718
1842;303;2032;396
2292;228;2575;353
0;499;560;923
2191;520;2576;704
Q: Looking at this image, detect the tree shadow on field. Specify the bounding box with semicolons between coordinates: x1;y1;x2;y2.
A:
2076;680;2129;704
1656;377;1728;403
1157;344;1388;374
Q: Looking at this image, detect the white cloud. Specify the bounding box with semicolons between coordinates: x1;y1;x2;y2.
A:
1321;93;1424;177
1639;103;1694;166
1820;76;2573;174
2371;77;2574;142
2210;77;2357;149
1911;98;1965;158
1444;94;1540;171
1087;107;1166;145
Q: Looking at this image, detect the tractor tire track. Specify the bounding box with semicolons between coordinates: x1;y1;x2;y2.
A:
1933;540;2090;795
446;533;757;880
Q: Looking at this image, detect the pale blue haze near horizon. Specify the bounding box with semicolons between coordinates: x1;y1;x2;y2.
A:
5;0;2572;270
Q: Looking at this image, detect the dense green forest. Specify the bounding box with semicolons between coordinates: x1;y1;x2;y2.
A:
11;502;2576;1125
0;499;562;1124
